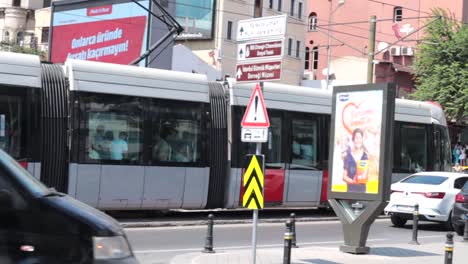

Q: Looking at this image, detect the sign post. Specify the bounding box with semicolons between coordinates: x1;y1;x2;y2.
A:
241;82;269;264
328;83;396;254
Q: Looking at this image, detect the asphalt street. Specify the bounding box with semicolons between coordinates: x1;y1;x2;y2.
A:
125;218;452;264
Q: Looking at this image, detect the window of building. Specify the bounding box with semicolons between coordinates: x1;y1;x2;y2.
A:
254;0;262;18
4;31;10;42
309;13;318;31
80;94;143;163
151;101;203;164
41;27;49;44
16;32;23;45
269;0;274;9
290;0;295;16
43;0;51;7
278;0;282;12
312;46;318;69
298;2;303;19
288;38;292;56
304;47;310;70
291;118;317;169
394;7;403;22
227;21;232;40
13;0;21;7
296;40;300;58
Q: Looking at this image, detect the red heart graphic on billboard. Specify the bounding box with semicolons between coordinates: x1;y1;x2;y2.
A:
341;102;363;135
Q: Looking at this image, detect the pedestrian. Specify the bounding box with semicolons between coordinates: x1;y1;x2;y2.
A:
460;145;466;166
111;131;128;160
453;143;461;165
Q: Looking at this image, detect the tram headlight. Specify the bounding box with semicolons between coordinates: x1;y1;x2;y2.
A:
93;236;132;260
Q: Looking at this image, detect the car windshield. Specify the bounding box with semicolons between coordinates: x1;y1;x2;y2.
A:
0;149;49;196
401;175;448;185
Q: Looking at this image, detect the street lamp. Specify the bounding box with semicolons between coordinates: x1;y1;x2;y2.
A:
325;0;345;90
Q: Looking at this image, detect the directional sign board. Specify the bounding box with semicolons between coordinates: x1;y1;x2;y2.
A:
236;61;282;83
241;83;270;128
237;39;283;62
243;155;264;209
237;15;287;41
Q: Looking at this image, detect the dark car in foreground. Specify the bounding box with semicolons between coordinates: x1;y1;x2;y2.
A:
452;181;468;236
0;149;138;263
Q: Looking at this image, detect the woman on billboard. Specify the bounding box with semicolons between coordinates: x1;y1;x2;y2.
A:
342;128;369;193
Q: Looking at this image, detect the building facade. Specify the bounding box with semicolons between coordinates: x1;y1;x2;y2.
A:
0;0;51;52
176;0;308;85
305;0;467;95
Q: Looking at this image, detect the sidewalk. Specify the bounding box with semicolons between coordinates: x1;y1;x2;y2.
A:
169;238;468;264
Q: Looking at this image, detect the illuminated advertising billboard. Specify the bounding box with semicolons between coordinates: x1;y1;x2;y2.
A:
50;0;150;65
175;0;215;40
331;90;384;194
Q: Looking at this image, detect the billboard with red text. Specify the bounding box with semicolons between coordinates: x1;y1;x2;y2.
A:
50;0;150;65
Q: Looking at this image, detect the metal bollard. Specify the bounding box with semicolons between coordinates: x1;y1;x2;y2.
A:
202;214;215;253
290;213;298;248
444;232;454;264
283;220;293;264
409;204;420;245
463;214;468;242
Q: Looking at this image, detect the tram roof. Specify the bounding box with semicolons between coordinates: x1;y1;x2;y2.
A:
0;52;41;88
64;59;210;103
230;81;446;126
395;99;447;126
231;81;332;114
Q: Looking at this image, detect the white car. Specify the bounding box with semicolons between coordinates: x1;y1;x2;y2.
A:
384;172;468;230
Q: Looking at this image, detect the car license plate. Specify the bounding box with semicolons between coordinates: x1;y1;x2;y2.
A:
397;205;414;212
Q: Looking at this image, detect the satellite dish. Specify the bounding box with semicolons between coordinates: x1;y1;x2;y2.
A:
377;42;389;52
322;67;334;76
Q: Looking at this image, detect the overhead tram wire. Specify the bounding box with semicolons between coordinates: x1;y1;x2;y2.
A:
365;0;468;25
315;28;368;56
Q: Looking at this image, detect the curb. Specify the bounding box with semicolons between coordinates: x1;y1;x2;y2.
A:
121;215;390;228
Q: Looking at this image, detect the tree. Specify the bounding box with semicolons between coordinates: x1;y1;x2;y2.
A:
412;9;468;124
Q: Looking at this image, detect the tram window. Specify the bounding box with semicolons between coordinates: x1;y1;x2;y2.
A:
291;119;317;169
151;102;202;164
398;124;428;172
81;94;143;163
439;126;452;171
265;116;283;167
0;95;23;159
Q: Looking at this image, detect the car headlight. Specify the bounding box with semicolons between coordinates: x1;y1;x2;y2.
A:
93;236;131;260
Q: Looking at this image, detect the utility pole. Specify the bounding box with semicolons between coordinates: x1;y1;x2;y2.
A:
367;15;376;84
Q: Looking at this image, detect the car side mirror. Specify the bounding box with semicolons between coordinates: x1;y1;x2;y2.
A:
0;189;13;209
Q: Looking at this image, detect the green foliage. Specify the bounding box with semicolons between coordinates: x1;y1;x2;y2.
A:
412;9;468;124
0;42;47;61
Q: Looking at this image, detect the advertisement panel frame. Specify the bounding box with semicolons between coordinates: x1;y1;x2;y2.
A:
326;83;395;254
49;0;151;65
328;83;395;202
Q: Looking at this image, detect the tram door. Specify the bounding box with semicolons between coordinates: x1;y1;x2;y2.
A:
240;113;285;205
262;115;285;204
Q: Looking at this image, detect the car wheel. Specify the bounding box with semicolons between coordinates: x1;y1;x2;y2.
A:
391;214;407;227
442;211;454;231
454;224;464;236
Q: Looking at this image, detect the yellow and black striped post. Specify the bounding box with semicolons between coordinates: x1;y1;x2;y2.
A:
243;155;264;210
444;232;454;264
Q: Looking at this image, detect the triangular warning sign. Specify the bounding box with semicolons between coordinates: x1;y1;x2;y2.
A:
241;83;270;128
